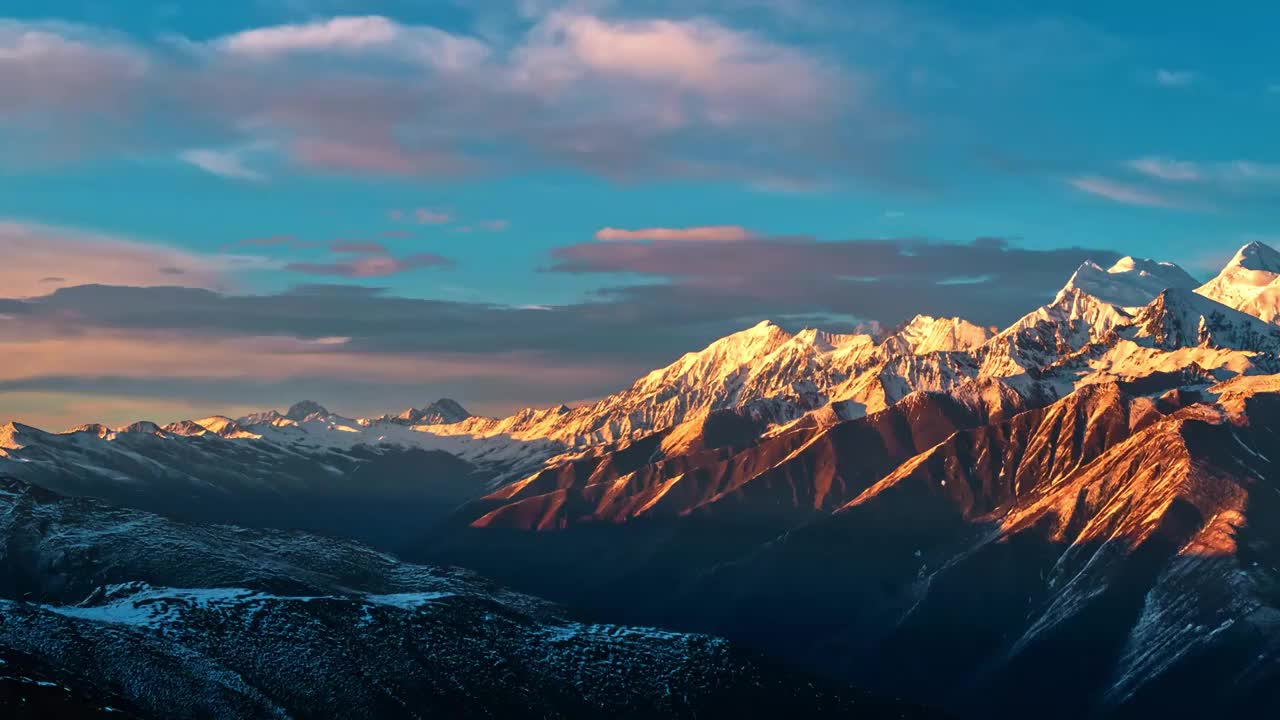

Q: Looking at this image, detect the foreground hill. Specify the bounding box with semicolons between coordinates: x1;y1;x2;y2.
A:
0;477;936;719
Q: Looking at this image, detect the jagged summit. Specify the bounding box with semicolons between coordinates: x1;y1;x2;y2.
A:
391;399;472;426
286;400;329;421
882;315;993;355
234;400;333;428
1128;286;1280;352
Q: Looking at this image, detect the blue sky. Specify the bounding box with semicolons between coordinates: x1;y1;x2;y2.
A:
1;0;1278;427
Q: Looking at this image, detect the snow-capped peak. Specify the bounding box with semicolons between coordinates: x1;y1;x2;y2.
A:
882;315;993;355
636;320;792;387
1227;240;1280;274
1196;240;1280;322
1061;256;1198;308
115;421;163;435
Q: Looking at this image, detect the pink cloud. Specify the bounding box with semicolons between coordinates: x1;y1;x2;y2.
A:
285;252;452;277
291;137;419;175
0;21;149;115
594;225;754;242
480;219;510;231
0;15;867;186
513;13;844;127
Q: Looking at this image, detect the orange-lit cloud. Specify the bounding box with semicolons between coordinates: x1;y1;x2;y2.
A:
0;220;264;297
0;326;640;429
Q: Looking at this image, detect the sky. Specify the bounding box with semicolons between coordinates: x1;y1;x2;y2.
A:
1;0;1278;429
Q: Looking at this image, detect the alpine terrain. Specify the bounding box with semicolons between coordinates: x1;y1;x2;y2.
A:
5;242;1280;717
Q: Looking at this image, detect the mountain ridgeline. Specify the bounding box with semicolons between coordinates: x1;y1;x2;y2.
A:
6;242;1280;717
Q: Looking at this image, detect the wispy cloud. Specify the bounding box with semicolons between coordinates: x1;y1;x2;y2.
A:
1224;160;1280;183
413;208;451;225
179;146;268;182
1128;156;1200;182
1068;176;1183;209
285;252;453;277
1153;68;1198;87
594;226;755;242
1126;155;1280;190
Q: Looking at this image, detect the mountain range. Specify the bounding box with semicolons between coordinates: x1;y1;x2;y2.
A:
5;241;1280;717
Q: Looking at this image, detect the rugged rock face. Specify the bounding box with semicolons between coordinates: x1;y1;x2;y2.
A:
418;373;1280;719
467;391;992;532
1127;288;1280;352
0;478;937;720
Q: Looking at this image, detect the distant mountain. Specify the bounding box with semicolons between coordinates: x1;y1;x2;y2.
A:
0;477;935;719
0;417;492;549
386;398;472;426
